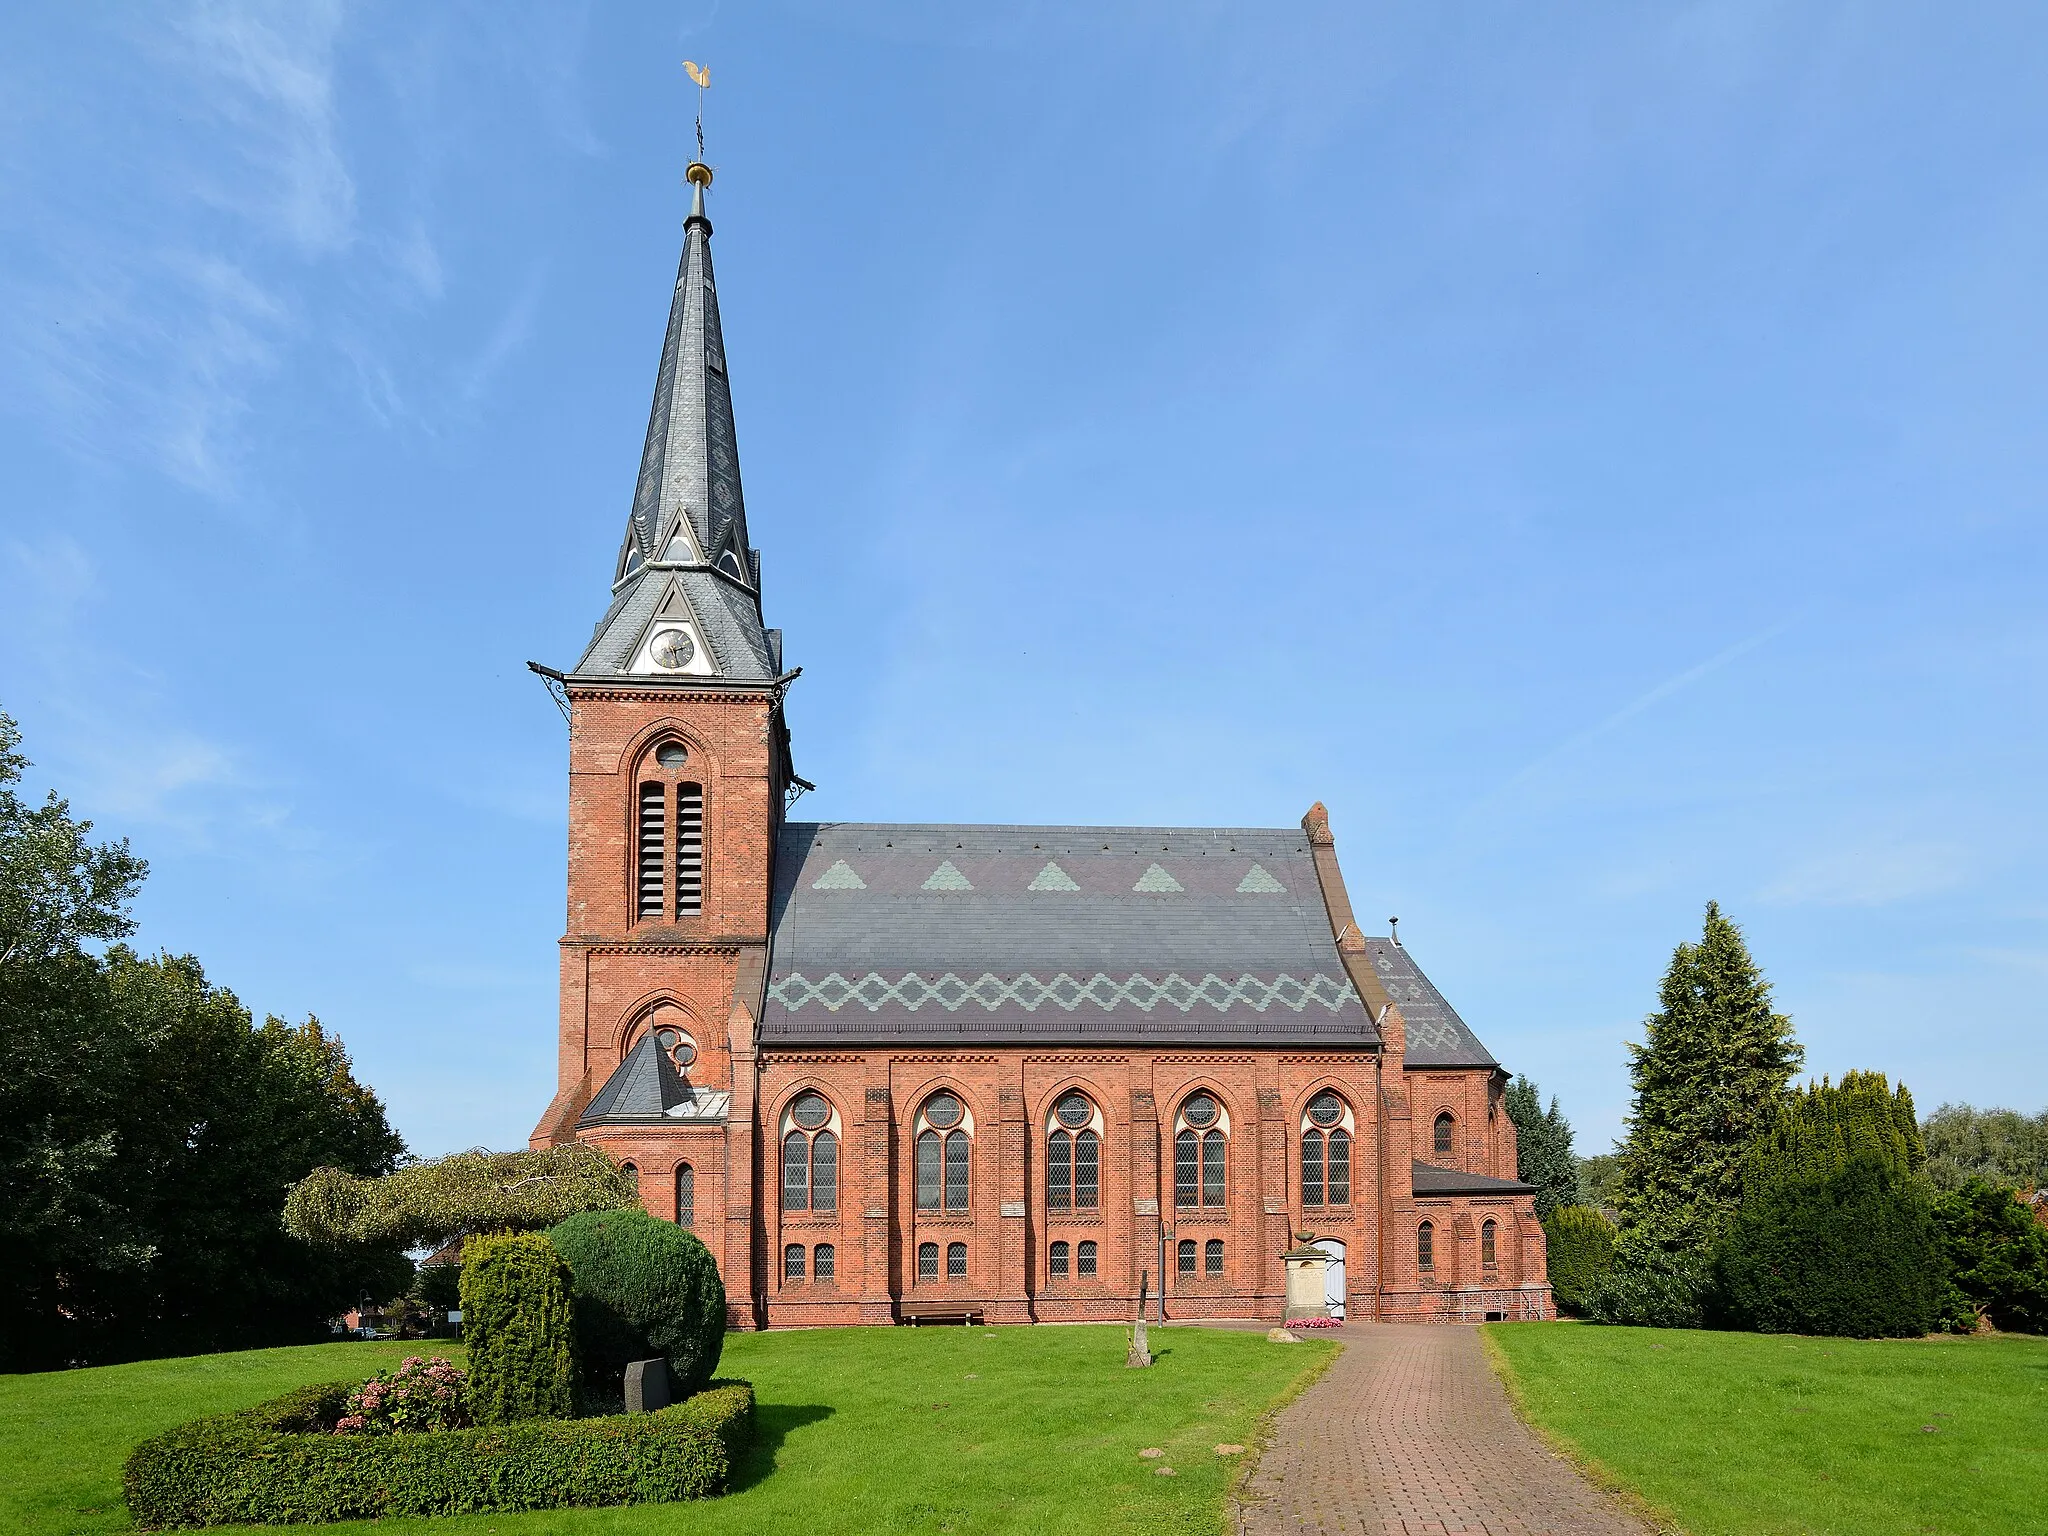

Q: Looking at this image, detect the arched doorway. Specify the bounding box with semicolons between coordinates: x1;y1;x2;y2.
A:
1313;1237;1346;1320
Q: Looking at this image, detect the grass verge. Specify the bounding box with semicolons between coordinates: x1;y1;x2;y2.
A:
3;1324;1330;1535
1484;1321;2048;1536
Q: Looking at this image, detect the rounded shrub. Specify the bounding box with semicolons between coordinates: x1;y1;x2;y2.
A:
459;1231;578;1423
548;1207;726;1398
1543;1205;1616;1316
1716;1152;1943;1337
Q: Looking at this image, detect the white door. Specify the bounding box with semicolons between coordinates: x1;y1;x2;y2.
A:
1313;1238;1346;1320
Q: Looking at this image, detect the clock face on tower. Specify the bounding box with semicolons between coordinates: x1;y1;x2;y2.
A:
649;627;696;669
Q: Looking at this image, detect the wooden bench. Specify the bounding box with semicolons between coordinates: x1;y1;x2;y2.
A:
896;1302;985;1326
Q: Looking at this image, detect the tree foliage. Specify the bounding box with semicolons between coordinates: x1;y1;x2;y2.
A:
285;1145;638;1250
1921;1103;2048;1194
460;1232;578;1424
548;1208;727;1401
1935;1180;2048;1335
1576;1151;1625;1215
1505;1075;1580;1220
1543;1205;1616;1316
1615;901;1802;1251
0;712;408;1369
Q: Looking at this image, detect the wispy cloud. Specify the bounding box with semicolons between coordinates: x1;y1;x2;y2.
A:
1762;835;1973;908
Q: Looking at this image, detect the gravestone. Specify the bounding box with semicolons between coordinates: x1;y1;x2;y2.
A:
625;1356;672;1414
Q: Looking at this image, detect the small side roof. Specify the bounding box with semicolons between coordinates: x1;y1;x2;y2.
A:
1411;1159;1535;1197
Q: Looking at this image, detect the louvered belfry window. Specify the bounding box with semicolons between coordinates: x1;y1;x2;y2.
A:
674;782;704;915
636;783;666;918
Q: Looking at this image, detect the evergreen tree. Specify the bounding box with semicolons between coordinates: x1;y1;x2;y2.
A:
1716;1072;1943;1337
1616;901;1802;1251
1505;1075;1581;1219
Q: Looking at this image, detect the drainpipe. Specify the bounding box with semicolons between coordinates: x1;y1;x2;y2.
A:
1374;1043;1386;1320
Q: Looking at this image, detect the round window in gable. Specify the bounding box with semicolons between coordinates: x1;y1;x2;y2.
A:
790;1092;830;1130
1308;1091;1344;1127
655;742;689;767
1054;1093;1092;1128
924;1092;963;1130
1182;1092;1218;1128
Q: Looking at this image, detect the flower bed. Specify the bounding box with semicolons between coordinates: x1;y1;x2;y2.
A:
1288;1316;1344;1330
123;1378;753;1527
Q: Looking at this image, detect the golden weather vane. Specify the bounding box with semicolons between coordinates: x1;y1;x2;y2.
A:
684;59;710;162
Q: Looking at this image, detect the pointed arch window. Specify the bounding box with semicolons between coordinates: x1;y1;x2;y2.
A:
1301;1091;1353;1207
1417;1221;1436;1272
1434;1112;1456;1160
1046;1092;1100;1211
915;1092;971;1213
781;1092;837;1214
674;1164;695;1229
1174;1092;1227;1208
1482;1219;1498;1268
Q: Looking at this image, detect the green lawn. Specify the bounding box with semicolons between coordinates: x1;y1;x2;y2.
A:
2;1324;1331;1535
1486;1322;2048;1536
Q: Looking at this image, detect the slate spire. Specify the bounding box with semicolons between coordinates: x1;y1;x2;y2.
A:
573;160;782;682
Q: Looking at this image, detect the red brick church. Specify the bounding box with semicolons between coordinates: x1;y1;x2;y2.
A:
529;161;1552;1329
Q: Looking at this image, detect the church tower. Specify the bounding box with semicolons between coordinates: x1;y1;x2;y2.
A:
529;161;796;1327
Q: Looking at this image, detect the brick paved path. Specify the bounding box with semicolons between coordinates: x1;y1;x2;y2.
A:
1235;1323;1653;1536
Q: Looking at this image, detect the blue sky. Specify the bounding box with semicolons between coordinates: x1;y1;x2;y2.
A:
2;3;2043;1159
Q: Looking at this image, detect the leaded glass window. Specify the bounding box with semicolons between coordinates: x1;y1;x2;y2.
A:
782;1095;837;1215
1074;1130;1099;1209
1049;1240;1070;1277
1202;1129;1226;1206
1418;1221;1435;1271
944;1131;970;1211
675;1164;695;1228
1204;1239;1223;1275
1077;1240;1097;1277
1174;1129;1199;1208
1481;1220;1497;1267
1307;1091;1343;1127
1177;1238;1196;1274
1047;1130;1073;1211
946;1242;968;1278
918;1242;939;1279
1302;1130;1325;1206
784;1243;804;1280
1175;1095;1227;1208
917;1130;943;1212
782;1133;808;1212
815;1243;835;1280
1328;1129;1351;1204
811;1131;837;1213
1434;1112;1455;1159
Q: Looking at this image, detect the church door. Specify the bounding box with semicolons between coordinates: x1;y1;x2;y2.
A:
1313;1238;1346;1320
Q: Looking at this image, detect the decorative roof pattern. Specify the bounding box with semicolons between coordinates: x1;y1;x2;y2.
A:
1367;938;1497;1068
571;178;777;683
762;823;1380;1048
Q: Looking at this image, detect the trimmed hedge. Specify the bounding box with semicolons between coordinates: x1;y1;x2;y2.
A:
461;1231;577;1422
1716;1152;1943;1337
1543;1205;1616;1316
549;1207;726;1398
123;1379;754;1527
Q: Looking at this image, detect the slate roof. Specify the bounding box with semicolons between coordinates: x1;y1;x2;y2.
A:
1365;938;1497;1068
580;1032;732;1127
571;175;777;683
760;822;1385;1048
1410;1160;1535;1197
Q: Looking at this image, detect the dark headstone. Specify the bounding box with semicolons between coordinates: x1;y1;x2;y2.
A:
624;1357;672;1414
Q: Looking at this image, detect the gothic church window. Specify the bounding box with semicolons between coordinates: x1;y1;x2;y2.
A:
1301;1091;1353;1207
915;1092;972;1213
815;1244;835;1280
1177;1239;1196;1275
946;1242;968;1278
1417;1221;1435;1271
1205;1239;1224;1275
784;1244;804;1281
675;1164;694;1228
1482;1220;1498;1268
636;744;704;922
1174;1092;1227;1208
781;1092;838;1213
1077;1240;1098;1277
918;1242;939;1280
1049;1240;1069;1277
1046;1092;1101;1211
1434;1112;1456;1160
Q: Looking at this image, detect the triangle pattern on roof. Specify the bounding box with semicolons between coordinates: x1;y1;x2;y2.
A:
1028;861;1081;892
1133;863;1184;893
811;860;865;890
922;860;973;892
1237;862;1286;893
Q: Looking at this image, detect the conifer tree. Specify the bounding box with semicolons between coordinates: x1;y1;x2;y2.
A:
1505;1075;1581;1220
1616;901;1802;1251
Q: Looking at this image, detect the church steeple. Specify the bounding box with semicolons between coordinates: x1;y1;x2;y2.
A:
572;160;781;683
